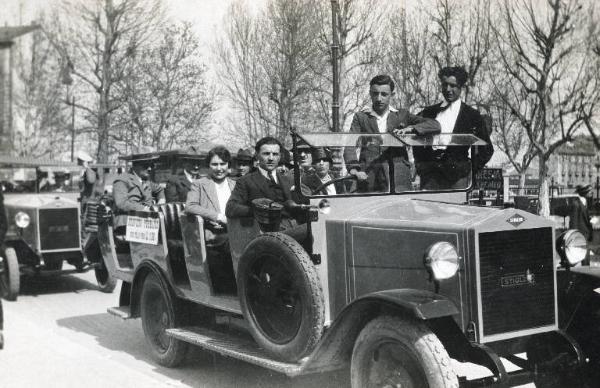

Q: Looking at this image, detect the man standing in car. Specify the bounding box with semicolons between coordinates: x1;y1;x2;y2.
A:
416;66;494;190
344;74;440;192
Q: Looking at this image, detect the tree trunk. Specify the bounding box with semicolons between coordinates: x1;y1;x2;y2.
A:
518;171;526;195
538;155;550;218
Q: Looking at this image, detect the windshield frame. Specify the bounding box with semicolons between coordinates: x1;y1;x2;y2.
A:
291;131;486;199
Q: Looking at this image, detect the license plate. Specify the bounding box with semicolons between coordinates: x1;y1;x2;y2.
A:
126;215;160;245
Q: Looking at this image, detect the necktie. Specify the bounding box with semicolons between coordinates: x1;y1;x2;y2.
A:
268;171;276;184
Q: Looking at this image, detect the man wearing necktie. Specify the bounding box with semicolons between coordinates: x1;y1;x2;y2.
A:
226;136;306;236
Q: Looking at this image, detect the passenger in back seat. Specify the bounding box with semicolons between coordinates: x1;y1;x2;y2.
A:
185;146;236;245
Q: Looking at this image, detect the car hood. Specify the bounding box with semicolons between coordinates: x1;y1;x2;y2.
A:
3;193;79;209
324;196;551;231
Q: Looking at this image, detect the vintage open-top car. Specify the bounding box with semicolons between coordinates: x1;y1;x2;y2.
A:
0;156;118;295
101;131;590;387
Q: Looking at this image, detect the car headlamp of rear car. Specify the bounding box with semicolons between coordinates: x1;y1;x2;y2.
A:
15;211;31;228
556;229;587;267
424;242;459;280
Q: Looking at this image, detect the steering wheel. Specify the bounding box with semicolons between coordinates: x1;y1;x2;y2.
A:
311;175;358;195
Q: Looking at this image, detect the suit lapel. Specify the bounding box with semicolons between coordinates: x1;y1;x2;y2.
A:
201;179;218;211
367;114;379;133
452;102;468;134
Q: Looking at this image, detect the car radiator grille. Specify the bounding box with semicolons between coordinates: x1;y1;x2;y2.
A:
479;228;555;337
39;208;80;250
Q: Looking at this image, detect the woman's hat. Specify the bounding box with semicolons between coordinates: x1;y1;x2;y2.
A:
575;184;592;197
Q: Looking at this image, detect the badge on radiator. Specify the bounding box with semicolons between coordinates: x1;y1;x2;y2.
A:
506;214;525;227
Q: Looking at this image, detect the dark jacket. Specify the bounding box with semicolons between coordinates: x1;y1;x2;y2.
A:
302;173;345;195
344;108;440;192
112;172;165;228
225;169;295;219
569;198;593;241
165;174;193;203
417;101;493;172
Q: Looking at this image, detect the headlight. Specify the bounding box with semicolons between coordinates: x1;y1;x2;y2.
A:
424;242;460;280
15;211;31;228
556;229;587;267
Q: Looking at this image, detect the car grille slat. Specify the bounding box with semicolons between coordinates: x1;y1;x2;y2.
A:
39;208;80;250
479;228;555;337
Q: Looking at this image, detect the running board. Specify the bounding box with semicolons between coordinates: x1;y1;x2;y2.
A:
107;306;133;320
166;326;307;377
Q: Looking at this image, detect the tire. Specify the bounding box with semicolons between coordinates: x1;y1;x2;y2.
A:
238;232;324;362
351;316;458;388
95;259;116;293
1;247;20;301
140;272;188;367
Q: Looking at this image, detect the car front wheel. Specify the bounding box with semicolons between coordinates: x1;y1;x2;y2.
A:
351;315;458;388
1;247;20;301
140;272;188;367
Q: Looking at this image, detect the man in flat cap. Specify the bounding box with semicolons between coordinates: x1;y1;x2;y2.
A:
112;157;165;232
571;184;593;241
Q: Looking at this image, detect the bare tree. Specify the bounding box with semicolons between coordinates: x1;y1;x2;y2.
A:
215;0;321;144
113;22;213;153
13;26;70;158
47;0;163;162
490;0;600;217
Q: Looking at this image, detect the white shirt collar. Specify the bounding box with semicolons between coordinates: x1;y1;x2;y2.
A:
184;170;193;182
440;98;462;109
258;166;277;183
365;105;398;117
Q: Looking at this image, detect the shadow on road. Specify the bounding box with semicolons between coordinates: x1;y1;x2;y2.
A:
19;274;101;296
57;313;350;388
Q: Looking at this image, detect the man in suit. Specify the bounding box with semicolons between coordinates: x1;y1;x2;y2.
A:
416;66;494;190
302;147;344;195
344;74;441;192
226;136;306;237
112;157;165;231
186;146;236;243
570;184;594;242
165;157;202;202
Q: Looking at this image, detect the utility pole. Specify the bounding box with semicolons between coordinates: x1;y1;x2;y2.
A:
331;0;340;133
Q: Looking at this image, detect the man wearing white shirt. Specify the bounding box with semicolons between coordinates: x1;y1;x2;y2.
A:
416;66;494;190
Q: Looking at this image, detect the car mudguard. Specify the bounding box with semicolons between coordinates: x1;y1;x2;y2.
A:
299;289;459;374
126;260;170;318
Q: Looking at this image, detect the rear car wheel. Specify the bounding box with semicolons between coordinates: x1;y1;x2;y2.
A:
1;247;20;301
94;258;116;293
351;316;458;388
140;272;188;367
238;233;324;362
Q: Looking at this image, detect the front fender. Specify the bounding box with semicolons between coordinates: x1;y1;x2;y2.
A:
300;289;459;374
127;260;170;318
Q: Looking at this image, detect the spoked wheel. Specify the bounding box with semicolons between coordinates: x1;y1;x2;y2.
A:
0;247;20;301
94;259;116;293
239;233;324;362
351;316;458;388
140;272;188;367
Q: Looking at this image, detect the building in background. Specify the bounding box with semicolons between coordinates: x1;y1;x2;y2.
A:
0;25;39;153
549;136;600;196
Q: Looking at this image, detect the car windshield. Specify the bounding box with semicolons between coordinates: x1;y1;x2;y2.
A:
0;166;82;193
294;132;485;196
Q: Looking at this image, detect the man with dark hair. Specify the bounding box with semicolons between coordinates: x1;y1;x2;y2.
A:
416;66;494;190
344;74;441;192
226;136;305;233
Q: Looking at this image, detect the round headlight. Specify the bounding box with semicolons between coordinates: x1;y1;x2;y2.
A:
557;229;587;266
15;211;31;228
424;242;460;280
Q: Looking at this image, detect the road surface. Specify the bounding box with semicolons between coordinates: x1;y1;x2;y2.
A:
0;270;533;387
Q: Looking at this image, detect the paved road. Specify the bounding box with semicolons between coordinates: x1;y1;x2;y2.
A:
0;270;533;388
